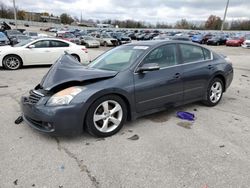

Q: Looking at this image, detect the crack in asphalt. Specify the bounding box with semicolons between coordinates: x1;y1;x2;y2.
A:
54;137;100;188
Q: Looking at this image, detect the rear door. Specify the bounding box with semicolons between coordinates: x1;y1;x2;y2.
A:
134;44;184;112
178;43;214;102
49;40;70;62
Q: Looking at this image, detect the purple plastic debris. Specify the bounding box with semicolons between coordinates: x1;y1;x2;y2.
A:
177;111;195;121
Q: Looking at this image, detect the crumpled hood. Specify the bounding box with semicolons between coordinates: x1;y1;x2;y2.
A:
40;54;118;91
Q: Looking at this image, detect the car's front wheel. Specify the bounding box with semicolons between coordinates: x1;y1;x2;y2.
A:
3;55;22;70
86;95;127;137
203;78;224;106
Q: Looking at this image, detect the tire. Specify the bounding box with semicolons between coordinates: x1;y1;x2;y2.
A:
85;95;127;137
3;55;22;70
71;54;80;62
203;78;224;106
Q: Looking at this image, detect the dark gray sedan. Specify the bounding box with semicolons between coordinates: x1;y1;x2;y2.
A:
21;41;233;137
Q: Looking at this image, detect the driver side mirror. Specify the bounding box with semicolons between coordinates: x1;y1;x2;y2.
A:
28;45;35;49
137;63;160;73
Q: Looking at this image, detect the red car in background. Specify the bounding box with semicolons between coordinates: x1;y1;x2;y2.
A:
56;31;81;45
226;37;245;47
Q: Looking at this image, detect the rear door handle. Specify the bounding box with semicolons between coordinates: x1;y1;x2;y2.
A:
174;73;181;79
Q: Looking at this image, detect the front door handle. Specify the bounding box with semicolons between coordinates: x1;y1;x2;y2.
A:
208;65;214;70
174;73;181;79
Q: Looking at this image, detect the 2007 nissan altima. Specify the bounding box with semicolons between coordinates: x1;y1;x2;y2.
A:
21;41;233;137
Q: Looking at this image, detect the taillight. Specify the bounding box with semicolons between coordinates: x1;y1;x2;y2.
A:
82;48;88;53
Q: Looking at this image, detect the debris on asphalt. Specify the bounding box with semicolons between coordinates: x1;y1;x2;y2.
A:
96;138;105;141
177;122;192;129
13;179;18;185
219;145;225;148
59;165;65;171
14;116;23;124
177;111;195;121
59;186;63;188
234;118;239;121
237;90;240;94
85;142;90;145
193;108;198;111
0;85;8;88
32;184;35;187
128;134;139;140
241;75;248;77
128;129;133;132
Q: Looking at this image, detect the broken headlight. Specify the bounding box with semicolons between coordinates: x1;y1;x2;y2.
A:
46;86;83;106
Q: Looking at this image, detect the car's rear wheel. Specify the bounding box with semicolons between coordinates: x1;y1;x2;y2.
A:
86;95;127;137
3;55;22;70
203;78;224;106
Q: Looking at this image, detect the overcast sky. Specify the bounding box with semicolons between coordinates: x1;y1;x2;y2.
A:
4;0;250;23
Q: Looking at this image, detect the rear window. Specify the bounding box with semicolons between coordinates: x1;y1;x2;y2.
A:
179;44;204;63
203;48;211;60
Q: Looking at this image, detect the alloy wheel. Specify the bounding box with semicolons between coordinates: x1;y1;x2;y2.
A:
93;100;123;133
209;81;222;103
5;56;21;70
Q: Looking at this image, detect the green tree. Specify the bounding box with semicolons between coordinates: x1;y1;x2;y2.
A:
60;13;74;24
205;15;222;30
175;19;190;29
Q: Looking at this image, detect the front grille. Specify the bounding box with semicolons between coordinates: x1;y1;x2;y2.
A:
28;90;44;104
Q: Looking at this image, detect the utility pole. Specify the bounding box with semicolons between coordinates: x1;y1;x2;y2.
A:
13;0;17;29
221;0;229;31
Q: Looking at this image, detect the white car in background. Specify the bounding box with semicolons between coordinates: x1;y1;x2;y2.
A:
0;38;88;70
242;35;250;48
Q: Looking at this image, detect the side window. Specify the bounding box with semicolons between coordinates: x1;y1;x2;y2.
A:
50;40;69;47
33;40;50;48
143;44;177;68
179;44;204;63
203;48;211;60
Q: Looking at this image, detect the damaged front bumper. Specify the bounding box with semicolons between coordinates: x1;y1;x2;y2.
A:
21;96;86;136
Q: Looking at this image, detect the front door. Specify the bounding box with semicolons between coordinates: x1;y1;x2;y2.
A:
23;40;53;64
134;44;183;112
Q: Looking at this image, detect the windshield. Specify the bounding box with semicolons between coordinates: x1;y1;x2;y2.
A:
88;45;147;71
17;35;30;39
8;30;21;35
101;34;111;38
84;36;95;40
0;32;7;38
63;33;75;38
29;32;38;36
14;39;33;47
